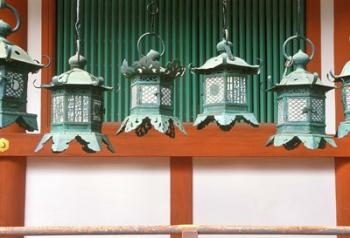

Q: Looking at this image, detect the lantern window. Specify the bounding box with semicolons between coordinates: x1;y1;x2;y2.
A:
52;96;65;123
161;87;172;106
345;86;350;111
141;85;159;104
131;85;138;108
205;76;225;105
92;100;102;122
287;98;308;122
5;72;24;98
310;98;324;122
278;99;284;124
67;95;90;123
227;76;247;104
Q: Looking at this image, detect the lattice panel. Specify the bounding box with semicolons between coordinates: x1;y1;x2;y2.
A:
52;96;64;123
131;85;138;108
345;86;350;111
161;87;172;106
311;98;324;122
227;76;247;104
141;85;159;104
278;99;284;124
287;98;308;122
5;72;24;98
92;100;102;122
140;76;159;83
205;77;225;105
67;95;90;123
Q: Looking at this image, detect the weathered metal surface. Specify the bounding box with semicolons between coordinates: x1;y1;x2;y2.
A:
267;35;336;150
1;225;350;236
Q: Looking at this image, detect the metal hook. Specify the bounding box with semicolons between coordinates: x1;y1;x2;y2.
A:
0;1;21;33
37;55;51;68
32;79;42;89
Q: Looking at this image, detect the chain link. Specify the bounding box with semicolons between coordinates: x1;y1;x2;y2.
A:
147;0;159;33
75;0;82;56
222;0;228;41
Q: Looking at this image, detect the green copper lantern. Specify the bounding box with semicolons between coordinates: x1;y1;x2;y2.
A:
190;0;260;131
329;61;350;138
0;1;43;131
267;35;336;150
35;54;114;153
35;0;114;153
117;1;186;138
191;39;260;131
117;33;186;138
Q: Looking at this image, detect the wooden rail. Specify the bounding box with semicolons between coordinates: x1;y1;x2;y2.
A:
1;225;350;236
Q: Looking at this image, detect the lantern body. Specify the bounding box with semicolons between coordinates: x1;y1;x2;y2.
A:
117;50;185;137
130;75;173;117
35;55;114;153
0;24;43;131
267;49;335;150
51;87;104;133
191;40;260;130
331;61;350;138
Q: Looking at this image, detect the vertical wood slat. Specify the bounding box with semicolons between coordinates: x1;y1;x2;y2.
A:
56;0;305;124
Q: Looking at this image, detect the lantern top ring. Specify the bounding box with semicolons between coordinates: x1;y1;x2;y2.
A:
137;32;165;57
0;1;20;33
283;34;315;61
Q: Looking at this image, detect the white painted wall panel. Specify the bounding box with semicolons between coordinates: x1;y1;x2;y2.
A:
27;0;42;132
193;158;336;238
25;157;170;238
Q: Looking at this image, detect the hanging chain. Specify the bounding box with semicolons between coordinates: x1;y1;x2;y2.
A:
222;0;229;41
296;0;301;36
147;0;159;33
75;0;82;57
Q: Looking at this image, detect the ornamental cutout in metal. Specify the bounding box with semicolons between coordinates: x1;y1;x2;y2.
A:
35;54;114;153
266;35;336;150
329;60;350;138
0;1;43;131
117;32;185;138
190;39;260;131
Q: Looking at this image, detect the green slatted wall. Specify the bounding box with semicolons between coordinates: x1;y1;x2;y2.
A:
56;0;305;123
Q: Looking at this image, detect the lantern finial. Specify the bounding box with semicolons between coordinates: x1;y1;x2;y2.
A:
68;53;86;69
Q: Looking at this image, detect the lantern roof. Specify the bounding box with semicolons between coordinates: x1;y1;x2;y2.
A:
272;49;333;91
121;49;185;79
41;54;112;90
0;20;43;72
191;40;260;75
332;60;350;81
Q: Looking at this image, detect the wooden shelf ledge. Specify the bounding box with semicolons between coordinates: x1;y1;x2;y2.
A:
0;123;348;158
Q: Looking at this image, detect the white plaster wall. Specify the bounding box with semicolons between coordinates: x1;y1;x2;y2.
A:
193;158;337;238
27;0;42;133
321;0;336;135
25;157;170;238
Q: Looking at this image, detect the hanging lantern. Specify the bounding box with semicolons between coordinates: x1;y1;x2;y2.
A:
0;1;43;131
117;1;186;138
266;35;336;150
329;61;350;138
190;0;260;131
191;40;260;131
35;0;114;153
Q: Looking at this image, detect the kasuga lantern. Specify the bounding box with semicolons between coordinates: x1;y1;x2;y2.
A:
35;54;114;153
267;35;336;150
0;1;43;131
117;32;186;138
191;39;260;131
329;60;350;138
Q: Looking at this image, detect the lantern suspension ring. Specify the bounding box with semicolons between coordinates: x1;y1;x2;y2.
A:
0;0;21;33
137;32;165;57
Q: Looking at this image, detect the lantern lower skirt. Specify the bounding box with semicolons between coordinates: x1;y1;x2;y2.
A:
0;111;37;131
266;134;337;150
194;112;259;131
117;114;186;138
337;121;350;138
34;132;114;153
